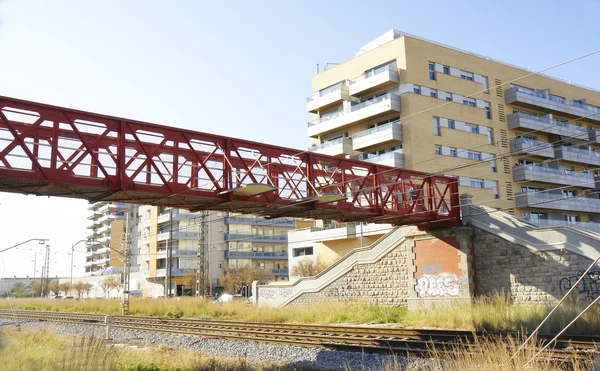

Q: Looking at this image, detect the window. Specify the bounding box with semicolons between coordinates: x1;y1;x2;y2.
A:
413;85;421;94
292;247;313;257
447;119;455;129
435;145;442;155
429;62;436;80
530;212;548;222
218;262;223;269
467;151;482;160
463;100;476;107
491;159;497;173
469;179;484;188
446;94;453;102
430;89;438;98
443;65;450;74
562;190;576;197
449;147;457;157
521;186;545;193
565;214;580;223
487;128;494;144
460;74;474;81
485;106;491;119
433;117;441;136
466;124;479;134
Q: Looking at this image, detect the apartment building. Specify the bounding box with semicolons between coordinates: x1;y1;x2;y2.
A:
137;206;226;296
84;202;133;276
306;29;600;241
225;214;308;281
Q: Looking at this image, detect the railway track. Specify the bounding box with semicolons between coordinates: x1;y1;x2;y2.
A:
0;309;597;361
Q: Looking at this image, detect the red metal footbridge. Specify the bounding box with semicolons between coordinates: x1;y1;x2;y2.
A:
0;96;459;227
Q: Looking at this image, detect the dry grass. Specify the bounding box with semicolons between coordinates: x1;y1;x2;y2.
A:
0;328;594;371
2;294;600;334
0;328;314;370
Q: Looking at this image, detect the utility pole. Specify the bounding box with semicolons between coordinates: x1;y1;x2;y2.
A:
120;211;132;315
40;244;50;297
167;209;173;298
196;211;208;297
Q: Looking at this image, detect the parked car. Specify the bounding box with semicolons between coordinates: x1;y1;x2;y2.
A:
63;296;74;299
53;295;63;299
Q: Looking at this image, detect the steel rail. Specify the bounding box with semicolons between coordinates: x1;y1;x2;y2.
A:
0;309;597;361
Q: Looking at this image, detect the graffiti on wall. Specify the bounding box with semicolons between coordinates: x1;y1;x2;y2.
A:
559;270;600;301
415;273;462;298
259;287;294;300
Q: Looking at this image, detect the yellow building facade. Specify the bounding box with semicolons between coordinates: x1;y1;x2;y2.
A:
307;30;600;230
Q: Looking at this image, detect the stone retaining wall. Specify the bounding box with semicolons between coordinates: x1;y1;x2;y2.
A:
473;228;600;303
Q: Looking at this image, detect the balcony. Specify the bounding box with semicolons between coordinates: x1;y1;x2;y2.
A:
505;86;600;123
591;130;600;145
507;112;589;142
348;65;399;96
358;151;404;168
309;137;353;157
509;138;555;158
225;216;296;227
555;146;600;167
352;120;402;150
155;249;198;259
306;84;351;113
271;268;289;276
157;210;198;224
155;268;190;277
516;191;600;213
512;165;595;189
224;251;288;259
224;233;288;243
157;231;198;242
526;218;600;233
307;93;401;137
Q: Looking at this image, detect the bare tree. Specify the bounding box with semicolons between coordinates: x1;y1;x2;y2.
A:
72;282;85;298
99;276;120;298
59;282;71;295
221;265;273;294
291;258;332;278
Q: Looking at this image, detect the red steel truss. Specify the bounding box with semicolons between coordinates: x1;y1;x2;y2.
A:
0;95;459;227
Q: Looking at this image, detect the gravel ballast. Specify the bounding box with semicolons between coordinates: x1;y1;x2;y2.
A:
0;318;414;370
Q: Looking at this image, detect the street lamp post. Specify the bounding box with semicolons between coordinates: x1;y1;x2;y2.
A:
70;239;92;297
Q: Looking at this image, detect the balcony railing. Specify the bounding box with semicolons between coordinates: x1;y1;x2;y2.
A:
225;216;296;227
155;268;189;277
310;137;345;151
509;137;555;158
513;86;600;113
506;86;600;123
307;93;399;128
353;120;401;139
271;268;289;276
562;146;600;157
224;233;288;243
508;112;589;141
516;191;600;213
307;83;344;102
157;231;198;241
513;165;595;189
225;251;288;259
526;218;600;232
519;164;593;179
349;64;397;85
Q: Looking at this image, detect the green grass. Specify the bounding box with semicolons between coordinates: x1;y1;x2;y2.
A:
2;294;600;334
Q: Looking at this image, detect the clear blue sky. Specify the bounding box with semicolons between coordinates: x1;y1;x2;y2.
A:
0;0;599;278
